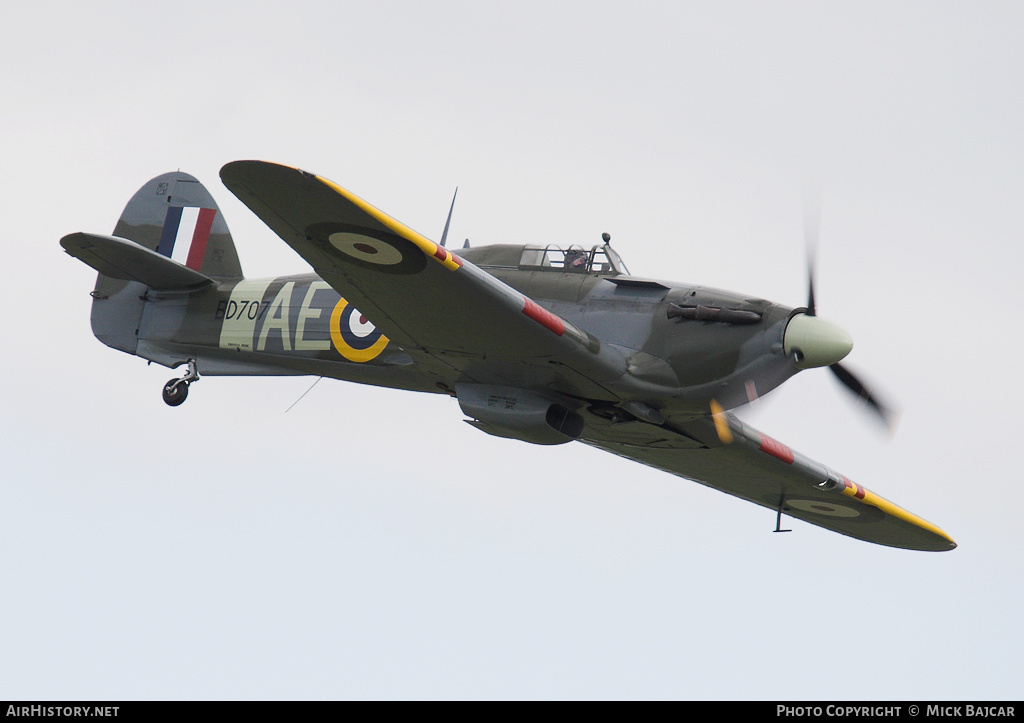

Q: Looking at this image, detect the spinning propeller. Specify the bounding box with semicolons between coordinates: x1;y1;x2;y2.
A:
782;188;897;432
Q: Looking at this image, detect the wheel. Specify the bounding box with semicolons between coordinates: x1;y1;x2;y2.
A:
162;379;189;406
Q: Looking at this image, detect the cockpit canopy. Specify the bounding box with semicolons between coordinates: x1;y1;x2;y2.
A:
456;242;632;276
517;244;630;275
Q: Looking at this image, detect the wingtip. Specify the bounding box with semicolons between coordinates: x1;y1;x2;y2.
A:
914;520;957;552
220;160;307;186
906;521;957;552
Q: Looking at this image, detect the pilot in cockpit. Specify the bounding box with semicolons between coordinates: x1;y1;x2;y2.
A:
564;248;588;271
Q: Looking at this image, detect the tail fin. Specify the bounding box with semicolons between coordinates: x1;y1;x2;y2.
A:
111;171;241;279
66;171;241;355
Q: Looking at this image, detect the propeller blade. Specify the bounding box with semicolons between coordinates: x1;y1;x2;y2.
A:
829;362;896;431
802;181;822;317
806;258;817;317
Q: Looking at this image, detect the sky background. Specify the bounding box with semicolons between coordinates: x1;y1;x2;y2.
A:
2;1;1022;700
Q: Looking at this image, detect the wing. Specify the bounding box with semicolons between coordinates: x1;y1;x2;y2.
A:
220;161;626;397
583;409;956;552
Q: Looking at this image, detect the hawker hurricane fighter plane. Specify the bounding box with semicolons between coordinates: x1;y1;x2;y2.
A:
61;161;955;551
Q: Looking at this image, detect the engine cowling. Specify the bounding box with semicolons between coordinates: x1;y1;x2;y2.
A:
456;384;584;446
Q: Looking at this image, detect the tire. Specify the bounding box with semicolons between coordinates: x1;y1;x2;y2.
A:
162;380;188;406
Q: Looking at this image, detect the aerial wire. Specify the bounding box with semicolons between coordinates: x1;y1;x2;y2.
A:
285;376;323;413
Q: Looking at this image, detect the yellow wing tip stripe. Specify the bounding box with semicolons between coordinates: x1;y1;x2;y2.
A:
842;484;956;546
710;400;734;444
315;175;462;272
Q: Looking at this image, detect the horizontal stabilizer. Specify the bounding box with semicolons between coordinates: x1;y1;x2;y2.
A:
61;232;214;291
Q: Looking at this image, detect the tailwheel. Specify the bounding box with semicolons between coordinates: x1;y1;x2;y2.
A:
162;380;188;406
161;358;199;407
